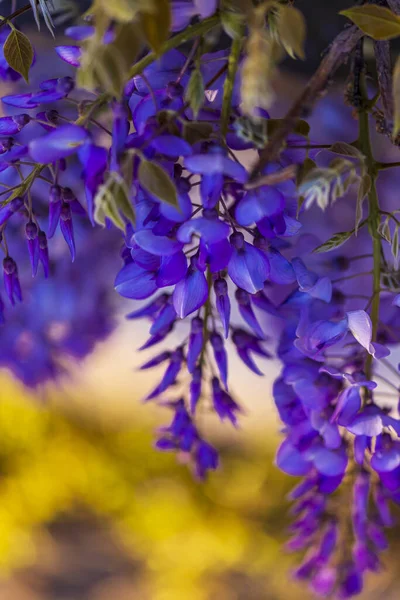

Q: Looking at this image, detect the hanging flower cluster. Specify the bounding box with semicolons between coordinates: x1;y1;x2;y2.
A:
1;0;400;596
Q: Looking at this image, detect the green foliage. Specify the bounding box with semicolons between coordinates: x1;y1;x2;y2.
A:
313;230;354;253
3;28;34;83
94;156;136;230
340;5;400;40
221;9;245;39
141;0;171;54
185;68;205;118
183;121;214;145
355;173;371;234
77;3;142;97
275;4;306;60
138;159;179;208
97;0;141;21
329;141;364;160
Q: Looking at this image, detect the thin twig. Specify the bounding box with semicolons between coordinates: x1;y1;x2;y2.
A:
0;3;32;30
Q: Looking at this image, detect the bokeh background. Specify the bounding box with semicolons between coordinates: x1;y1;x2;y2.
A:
0;2;400;598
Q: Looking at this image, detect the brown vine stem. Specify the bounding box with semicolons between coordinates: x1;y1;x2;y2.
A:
249;25;363;182
373;0;394;136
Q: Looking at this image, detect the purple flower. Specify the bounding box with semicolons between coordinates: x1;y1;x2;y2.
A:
228;232;270;294
29;125;90;163
173;259;208;318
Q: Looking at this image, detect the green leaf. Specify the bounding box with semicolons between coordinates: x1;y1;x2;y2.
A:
393;56;400;137
138;160;179;208
141;0;171;54
221;10;245;39
313;231;353;253
378;219;391;242
277;5;306;59
329;141;364;160
183;121;214;145
77;22;141;97
94;169;135;231
3;29;34;83
296;158;317;186
340;5;400;40
296;158;316;216
355;173;371;235
185;68;205;118
99;0;139;21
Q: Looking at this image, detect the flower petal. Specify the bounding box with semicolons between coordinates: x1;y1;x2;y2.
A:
235;187;284;226
115;262;157;299
173;268;208;318
276;440;312;476
177;216;229;244
228;243;270;294
134;229;183;256
55;45;81;67
29;125;89;163
346;310;373;354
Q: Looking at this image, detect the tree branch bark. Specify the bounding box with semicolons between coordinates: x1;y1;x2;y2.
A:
249;25;363;182
374;40;394;135
387;0;400;13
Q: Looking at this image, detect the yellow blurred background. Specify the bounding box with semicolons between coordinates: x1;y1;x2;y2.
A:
0;322;397;600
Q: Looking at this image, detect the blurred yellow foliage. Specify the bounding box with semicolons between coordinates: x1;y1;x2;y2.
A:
0;377;305;599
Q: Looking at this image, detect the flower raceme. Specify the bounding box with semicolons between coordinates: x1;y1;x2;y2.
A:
0;3;400;598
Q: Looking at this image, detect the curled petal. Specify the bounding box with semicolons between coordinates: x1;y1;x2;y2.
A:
228;243;270;294
235;187;284;226
177;216;229;244
55;45;81;67
150;135;192;157
208;239;233;272
134;229;183;256
65;25;95;40
237;347;263;375
2;93;37;108
115;262;157;299
347;411;384;437
150;303;177;336
184;153;247;183
346;310;373;354
371;447;400;473
156;252;187;287
215;292;230;339
0;115;29;135
29;125;89;163
173;268;208;318
276;440;312;476
312;447;348;477
267;248;296;285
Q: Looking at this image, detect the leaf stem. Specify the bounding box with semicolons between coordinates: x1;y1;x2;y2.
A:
200;268;213;367
221;35;242;138
358;100;381;382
